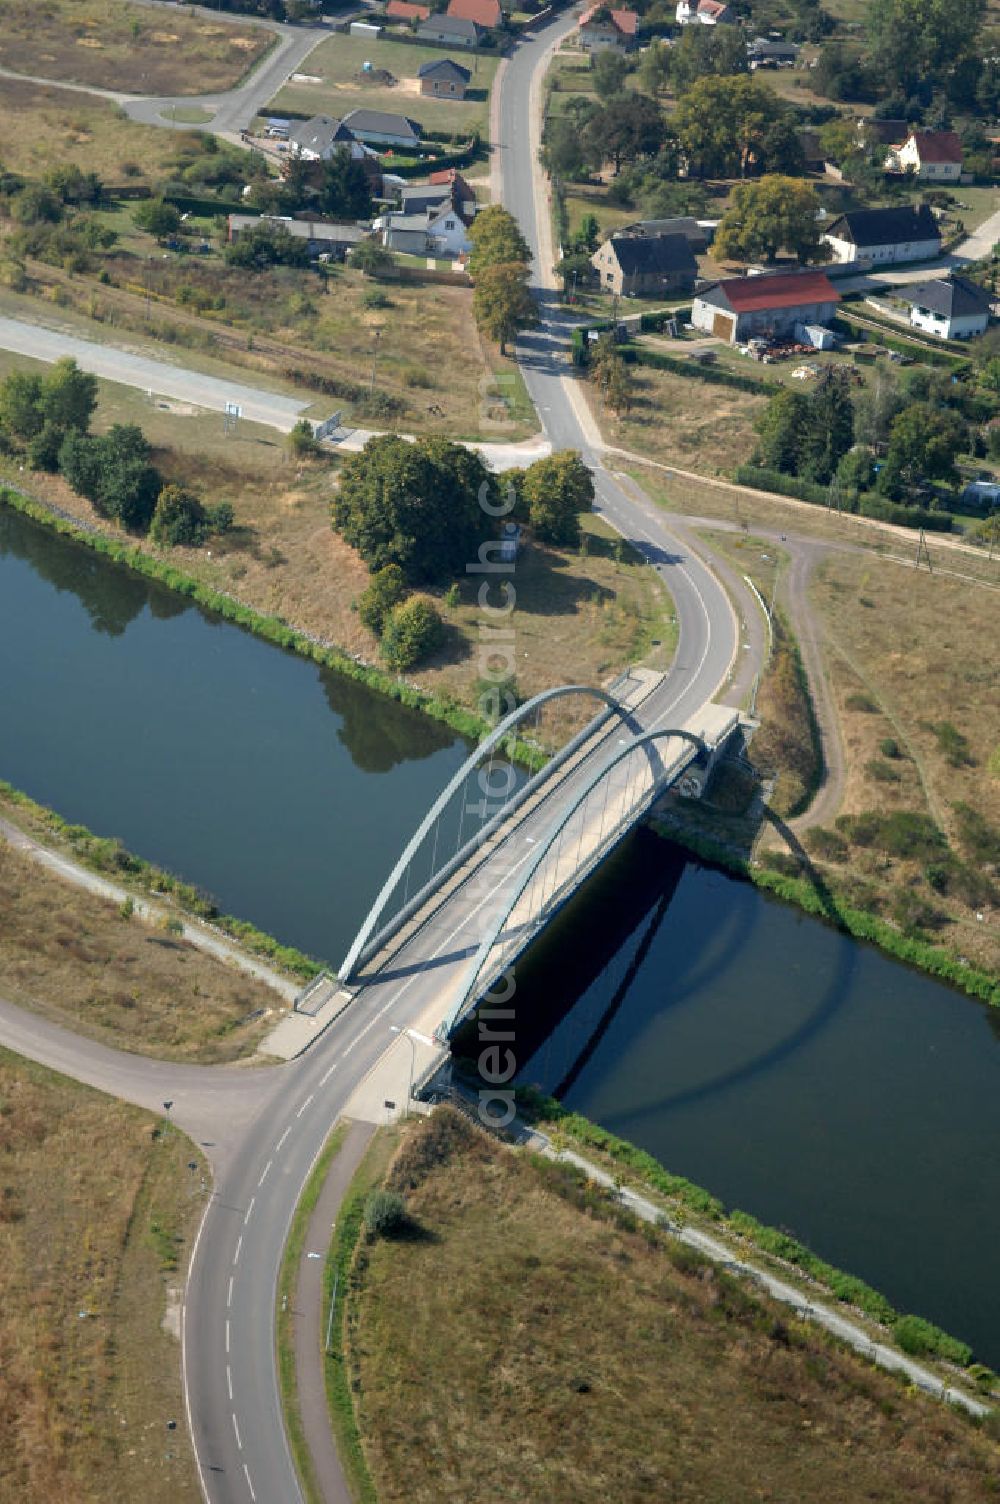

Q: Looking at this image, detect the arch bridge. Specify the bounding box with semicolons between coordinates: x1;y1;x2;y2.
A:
337;673;743;1041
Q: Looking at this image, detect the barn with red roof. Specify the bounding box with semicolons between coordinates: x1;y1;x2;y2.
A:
691;269;840;343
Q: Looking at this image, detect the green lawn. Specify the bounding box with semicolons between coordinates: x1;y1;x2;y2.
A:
267;34;498;141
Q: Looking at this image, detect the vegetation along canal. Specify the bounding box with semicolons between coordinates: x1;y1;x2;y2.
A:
3;505;999;1365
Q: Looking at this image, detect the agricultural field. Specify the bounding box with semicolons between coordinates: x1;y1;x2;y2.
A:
344;1109;1000;1504
0;824;280;1060
0;1049;202;1503
0;0;272;96
266;34;498;142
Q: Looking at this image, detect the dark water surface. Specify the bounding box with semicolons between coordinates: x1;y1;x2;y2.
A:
3;504;999;1363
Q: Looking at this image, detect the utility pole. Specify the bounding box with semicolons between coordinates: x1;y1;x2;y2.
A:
914;527;933;573
369;328;382;397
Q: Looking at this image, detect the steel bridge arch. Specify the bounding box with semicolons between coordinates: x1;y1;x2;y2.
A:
338;683;636;981
437;726;707;1039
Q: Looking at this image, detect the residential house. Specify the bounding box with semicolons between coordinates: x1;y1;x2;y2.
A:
618;215;709;251
376;200;473;256
902;275;991;340
341;109;422;150
823;204;941;265
447;0;502;28
385;0;430;19
591;233;698;297
676;0;734;24
427;167;477;208
416;13;481;46
288;115;368;162
577;4;639;52
859;118;909;149
747;37;798;68
398;176;476;224
691;268;841;343
887;130;964;183
418;58;472;98
226;214;369;258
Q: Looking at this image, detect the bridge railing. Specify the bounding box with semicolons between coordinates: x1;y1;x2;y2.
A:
339;676;646;982
437;727;709;1039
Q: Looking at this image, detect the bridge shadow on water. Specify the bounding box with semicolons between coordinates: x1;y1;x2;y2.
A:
453;807;859;1124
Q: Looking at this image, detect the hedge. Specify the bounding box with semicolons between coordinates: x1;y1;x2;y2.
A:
831;312;972;372
733;464;830;505
732;465;955;531
627;344;780;394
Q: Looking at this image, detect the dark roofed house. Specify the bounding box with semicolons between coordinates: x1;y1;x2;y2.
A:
619;215;708;251
591;232;698;297
418;57;472;98
747;37;798;68
861;118;909;147
341;109;422;149
416;13;481;45
903;275;991;340
288;114;360;161
691;268;840;342
823;203;941;265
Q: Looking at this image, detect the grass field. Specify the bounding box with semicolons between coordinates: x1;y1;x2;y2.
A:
0;1049;203;1503
267;34;498;142
0;831;280;1060
344;1109;1000;1504
0;0;272;95
590;363;767;475
0;78;196;182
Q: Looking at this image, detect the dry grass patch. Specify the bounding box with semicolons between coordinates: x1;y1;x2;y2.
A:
0;0;272;95
346;1109;1000;1504
0;1050;203;1502
590;366;766;476
0;836;280;1060
0;79;190;182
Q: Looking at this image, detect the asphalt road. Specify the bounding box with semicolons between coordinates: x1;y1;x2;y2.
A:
0;316;311;432
0;13;747;1503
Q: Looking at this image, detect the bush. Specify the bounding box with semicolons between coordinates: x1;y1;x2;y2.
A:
802;826;848;862
845;693;878;713
358;564;406;637
150;485;210;547
951;803;1000;866
363;1189;407;1240
879;738;900;759
287;418;319;459
836;810;947;861
381;595;444;671
930;721;972;768
893;1313;972;1366
865;758;900;784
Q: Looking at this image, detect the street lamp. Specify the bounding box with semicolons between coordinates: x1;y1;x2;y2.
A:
388;1026;434;1115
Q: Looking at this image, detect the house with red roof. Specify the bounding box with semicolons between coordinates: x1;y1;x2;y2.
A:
676;0;735;24
691;269;840;343
578;3;639;51
887;130;964;183
446;0;502;29
385;0;431;20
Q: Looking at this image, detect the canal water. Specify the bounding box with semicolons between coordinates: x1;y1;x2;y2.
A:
3;505;999;1364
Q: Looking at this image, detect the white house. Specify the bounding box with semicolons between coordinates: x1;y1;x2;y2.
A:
903;276;991;340
376;200;472;256
691;268;840;344
676;0;734;24
887;130;963;183
577;4;639;52
823;204;941;266
288;115;371;162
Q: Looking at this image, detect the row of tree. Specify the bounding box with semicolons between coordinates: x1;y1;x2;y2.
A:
467;205;537;356
754;369;969;499
0;358;232;542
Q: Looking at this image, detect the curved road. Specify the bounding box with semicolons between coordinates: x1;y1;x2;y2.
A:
0;13;745;1504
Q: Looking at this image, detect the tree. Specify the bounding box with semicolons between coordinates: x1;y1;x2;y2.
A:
133;198;182;241
472;262;537;354
225;220;310;270
590;335;635;415
636;39;671;98
814;40;871;102
668;24;748;94
541;114;597;181
0;370;45;441
592;49;631;101
520;452;595;546
586;93;664;174
347;240;395;278
58;424;163;531
40;357;97;434
575;213;600;252
149;485;210;546
715;176;829;265
555;249;595;295
381;595;444;670
672;75;798;178
332;434;495;585
44;165;102;206
878;401;967;498
866;0;986;103
358;563;407;636
754;372;854;483
316;147;372;220
755;388;811;474
467;205;531;277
